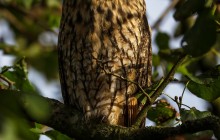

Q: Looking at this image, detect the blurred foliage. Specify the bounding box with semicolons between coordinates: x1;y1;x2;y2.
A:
0;0;60;80
152;0;220;139
0;0;70;139
1;58;37;93
180;108;213;139
0;0;219;140
0;59;58;140
182;9;217;57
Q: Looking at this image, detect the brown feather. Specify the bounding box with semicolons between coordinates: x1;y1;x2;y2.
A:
58;0;152;127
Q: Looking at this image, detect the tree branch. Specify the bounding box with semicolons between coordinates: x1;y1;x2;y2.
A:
31;97;220;140
1;92;216;140
0;90;219;139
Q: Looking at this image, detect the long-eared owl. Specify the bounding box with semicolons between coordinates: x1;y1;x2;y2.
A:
58;0;152;127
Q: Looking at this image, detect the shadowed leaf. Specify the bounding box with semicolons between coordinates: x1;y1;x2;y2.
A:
183;9;217;57
187;65;220;101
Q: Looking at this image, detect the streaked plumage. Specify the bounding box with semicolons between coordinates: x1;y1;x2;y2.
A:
58;0;152;127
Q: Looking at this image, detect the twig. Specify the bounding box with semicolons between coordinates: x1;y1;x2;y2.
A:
151;54;187;102
133;54;187;127
211;48;220;58
164;93;191;111
102;66;151;103
179;82;188;109
152;0;180;30
0;74;14;89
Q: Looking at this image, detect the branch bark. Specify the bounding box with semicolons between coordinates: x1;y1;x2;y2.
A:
0;90;220;140
4;92;218;140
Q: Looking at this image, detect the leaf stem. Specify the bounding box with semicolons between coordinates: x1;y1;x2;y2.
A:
0;74;14;89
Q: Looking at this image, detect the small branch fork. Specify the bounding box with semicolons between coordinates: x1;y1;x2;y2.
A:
97;54;187;128
133;54;187;127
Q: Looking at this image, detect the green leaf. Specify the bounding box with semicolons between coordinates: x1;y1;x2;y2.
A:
0;90;50;122
155;32;170;50
174;17;195;37
174;0;213;20
0;118;39;140
0;90;26;118
20;94;51;122
23;0;34;9
187;79;220;101
180;108;213;139
180;107;211;122
187;65;220;101
147;100;177;125
48;14;61;28
46;0;61;8
1;58;37;94
183;9;217;57
0;91;40;140
14;0;34;9
174;0;205;20
152;54;161;67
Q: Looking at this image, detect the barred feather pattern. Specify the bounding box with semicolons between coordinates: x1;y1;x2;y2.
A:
58;0;152;127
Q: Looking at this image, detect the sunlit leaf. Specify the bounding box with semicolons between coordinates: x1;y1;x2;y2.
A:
147;99;177;125
22;0;34;9
30;123;47;134
47;0;61;8
1;58;37;93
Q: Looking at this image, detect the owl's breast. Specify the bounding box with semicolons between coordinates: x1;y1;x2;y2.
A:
58;0;151;126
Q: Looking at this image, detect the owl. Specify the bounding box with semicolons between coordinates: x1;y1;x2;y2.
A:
58;0;152;127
